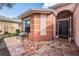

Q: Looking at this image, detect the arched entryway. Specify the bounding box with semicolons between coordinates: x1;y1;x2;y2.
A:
56;10;73;40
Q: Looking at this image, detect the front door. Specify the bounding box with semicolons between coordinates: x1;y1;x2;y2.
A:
59;20;69;38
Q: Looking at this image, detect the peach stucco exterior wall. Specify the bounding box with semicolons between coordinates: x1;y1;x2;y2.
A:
73;4;79;47
55;4;76;15
21;13;55;41
47;13;56;39
30;13;55;41
54;3;79;47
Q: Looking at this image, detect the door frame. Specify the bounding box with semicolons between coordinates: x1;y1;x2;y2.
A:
56;17;73;41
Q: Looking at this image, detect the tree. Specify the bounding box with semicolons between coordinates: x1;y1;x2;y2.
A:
0;3;14;9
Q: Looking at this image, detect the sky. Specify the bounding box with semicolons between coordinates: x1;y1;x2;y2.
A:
0;3;44;18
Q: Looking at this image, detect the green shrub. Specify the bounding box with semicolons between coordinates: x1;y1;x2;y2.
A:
1;29;21;38
16;29;20;35
3;33;17;38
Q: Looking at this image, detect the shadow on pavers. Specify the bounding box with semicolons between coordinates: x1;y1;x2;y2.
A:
0;36;10;56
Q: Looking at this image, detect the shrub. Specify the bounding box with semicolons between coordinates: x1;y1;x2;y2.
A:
4;33;16;38
0;30;2;32
4;32;9;34
16;29;21;35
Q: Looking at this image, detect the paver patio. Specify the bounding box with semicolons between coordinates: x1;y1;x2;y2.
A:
4;36;25;56
0;36;79;56
22;38;79;56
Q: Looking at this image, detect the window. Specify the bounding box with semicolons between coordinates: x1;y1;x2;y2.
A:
24;18;30;33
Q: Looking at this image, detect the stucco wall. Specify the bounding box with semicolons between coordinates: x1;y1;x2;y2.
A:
0;21;21;35
21;13;55;41
30;13;54;41
52;3;79;47
54;4;76;15
73;4;79;47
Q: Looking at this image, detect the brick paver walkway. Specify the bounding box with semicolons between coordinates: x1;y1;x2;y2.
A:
1;36;79;56
22;38;79;56
4;36;25;56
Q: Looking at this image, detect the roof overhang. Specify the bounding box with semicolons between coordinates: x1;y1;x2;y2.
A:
49;3;71;9
0;16;21;23
18;9;56;19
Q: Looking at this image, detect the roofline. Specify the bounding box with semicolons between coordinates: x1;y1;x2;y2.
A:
0;20;21;23
0;16;21;23
18;9;56;19
49;3;72;9
18;9;32;18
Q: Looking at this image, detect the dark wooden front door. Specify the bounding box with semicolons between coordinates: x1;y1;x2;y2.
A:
59;20;69;38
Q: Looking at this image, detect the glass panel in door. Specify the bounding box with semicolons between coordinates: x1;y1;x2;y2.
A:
59;20;69;38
